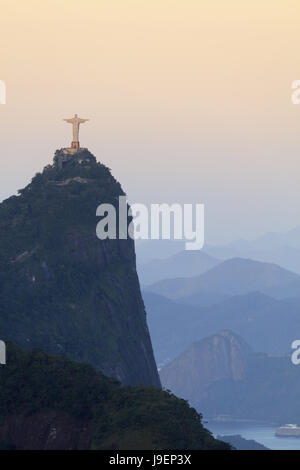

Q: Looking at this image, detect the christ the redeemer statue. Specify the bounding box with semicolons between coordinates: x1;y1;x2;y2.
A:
63;114;89;148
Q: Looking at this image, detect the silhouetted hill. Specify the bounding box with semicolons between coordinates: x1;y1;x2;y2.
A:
217;435;269;450
0;343;230;450
160;330;252;404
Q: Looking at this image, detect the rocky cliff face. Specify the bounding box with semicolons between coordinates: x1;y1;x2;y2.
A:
0;149;160;387
160;330;252;404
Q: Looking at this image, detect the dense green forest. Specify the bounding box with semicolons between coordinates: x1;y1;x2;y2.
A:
0;343;231;450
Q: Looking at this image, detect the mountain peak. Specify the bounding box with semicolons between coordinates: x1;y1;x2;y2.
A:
0;150;160;388
160;330;252;405
53;148;97;171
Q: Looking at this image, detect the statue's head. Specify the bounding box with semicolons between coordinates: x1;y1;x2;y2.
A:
75;113;78;117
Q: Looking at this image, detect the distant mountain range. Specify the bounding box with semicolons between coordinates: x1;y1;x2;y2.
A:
135;226;300;284
245;225;300;250
137;250;219;286
144;290;300;363
145;257;300;299
139;228;300;428
216;435;269;450
160;330;300;423
204;226;300;274
135;240;185;264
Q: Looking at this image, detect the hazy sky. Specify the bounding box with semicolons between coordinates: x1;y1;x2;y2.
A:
0;0;300;244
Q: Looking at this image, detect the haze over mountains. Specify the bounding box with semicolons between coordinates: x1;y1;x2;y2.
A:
138;250;219;286
206;225;300;254
145;257;300;299
204;230;300;275
160;330;300;423
0;149;236;450
140;227;300;428
137;226;300;288
144;290;300;363
135;240;185;264
206;244;300;275
2;144;299;446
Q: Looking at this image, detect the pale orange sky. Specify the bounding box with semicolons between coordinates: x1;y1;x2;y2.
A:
0;0;300;243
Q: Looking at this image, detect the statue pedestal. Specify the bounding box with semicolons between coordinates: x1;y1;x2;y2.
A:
71;141;80;150
56;147;88;169
61;146;87;156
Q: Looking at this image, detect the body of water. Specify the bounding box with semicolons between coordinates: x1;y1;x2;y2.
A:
206;421;300;450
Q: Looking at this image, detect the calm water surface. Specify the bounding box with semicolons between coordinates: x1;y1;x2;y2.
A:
206;421;300;450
